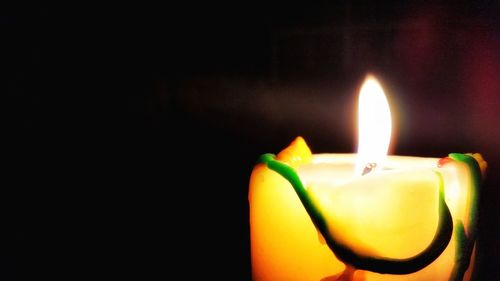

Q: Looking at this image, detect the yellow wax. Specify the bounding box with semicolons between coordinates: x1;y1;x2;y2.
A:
249;138;480;281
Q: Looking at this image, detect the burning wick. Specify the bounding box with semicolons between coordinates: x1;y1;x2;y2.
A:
362;163;377;176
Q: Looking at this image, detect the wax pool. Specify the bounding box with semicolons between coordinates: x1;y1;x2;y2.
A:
249;137;486;281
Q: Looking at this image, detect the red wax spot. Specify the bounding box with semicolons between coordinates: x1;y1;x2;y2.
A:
438;157;452;168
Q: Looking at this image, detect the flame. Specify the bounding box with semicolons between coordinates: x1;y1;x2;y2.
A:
355;75;392;176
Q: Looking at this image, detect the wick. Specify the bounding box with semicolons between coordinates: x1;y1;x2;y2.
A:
362;163;377;175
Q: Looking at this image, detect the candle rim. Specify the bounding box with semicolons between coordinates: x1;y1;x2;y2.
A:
307;154;440;171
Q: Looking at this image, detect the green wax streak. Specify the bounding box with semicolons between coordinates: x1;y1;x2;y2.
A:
258;153;453;275
450;222;471;281
448;153;483;281
448;153;481;241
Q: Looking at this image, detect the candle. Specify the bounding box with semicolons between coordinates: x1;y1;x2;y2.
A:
248;76;487;281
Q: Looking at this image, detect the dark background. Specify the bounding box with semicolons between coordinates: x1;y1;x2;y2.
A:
2;1;499;280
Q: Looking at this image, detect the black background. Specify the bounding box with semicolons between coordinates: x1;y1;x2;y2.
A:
2;2;499;280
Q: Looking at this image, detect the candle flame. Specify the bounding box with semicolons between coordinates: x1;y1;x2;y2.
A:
355;75;392;176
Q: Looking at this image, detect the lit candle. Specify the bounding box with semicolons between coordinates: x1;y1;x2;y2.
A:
248;75;487;281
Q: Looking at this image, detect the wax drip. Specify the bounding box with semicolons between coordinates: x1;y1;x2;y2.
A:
445;153;484;281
